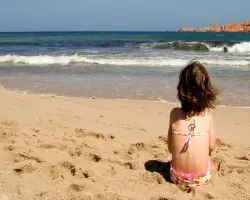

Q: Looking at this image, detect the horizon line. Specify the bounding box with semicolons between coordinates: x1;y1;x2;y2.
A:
0;30;178;33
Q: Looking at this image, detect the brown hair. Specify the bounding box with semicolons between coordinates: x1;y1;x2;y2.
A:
177;60;219;117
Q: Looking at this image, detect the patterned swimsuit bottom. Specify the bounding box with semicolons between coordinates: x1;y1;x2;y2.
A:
170;161;211;191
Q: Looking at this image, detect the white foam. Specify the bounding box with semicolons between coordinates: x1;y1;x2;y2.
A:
0;55;96;65
228;42;250;53
0;54;249;67
202;59;250;66
208;46;224;52
209;41;250;53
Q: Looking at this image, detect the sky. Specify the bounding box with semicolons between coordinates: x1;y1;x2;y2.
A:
0;0;249;31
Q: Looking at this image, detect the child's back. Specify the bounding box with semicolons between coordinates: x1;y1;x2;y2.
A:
167;60;218;191
170;108;214;174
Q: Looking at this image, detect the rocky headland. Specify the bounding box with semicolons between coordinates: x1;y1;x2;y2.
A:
178;20;250;32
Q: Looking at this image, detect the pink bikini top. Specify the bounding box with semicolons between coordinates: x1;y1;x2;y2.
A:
172;118;209;146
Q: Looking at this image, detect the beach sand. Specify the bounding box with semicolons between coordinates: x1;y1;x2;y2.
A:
0;90;249;200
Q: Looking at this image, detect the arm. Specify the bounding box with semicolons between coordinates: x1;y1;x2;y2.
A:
167;108;176;154
209;113;216;153
167;123;172;153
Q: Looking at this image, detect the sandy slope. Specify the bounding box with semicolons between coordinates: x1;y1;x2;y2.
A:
0;90;249;200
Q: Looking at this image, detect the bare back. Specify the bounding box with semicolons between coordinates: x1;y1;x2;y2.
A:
168;108;215;174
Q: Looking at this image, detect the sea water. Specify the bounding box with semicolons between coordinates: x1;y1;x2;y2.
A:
0;32;249;107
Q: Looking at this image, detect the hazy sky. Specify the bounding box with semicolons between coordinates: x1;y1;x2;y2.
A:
0;0;249;31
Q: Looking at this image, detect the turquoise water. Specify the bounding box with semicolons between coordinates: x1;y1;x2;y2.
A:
0;32;249;106
1;31;250;42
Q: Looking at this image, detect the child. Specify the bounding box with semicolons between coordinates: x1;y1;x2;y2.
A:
167;60;219;191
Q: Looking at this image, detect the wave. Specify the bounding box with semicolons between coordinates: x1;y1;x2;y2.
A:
140;42;211;51
209;41;250;53
140;41;250;53
0;54;249;66
1;39;250;53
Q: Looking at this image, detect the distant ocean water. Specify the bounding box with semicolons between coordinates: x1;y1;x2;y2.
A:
0;32;249;107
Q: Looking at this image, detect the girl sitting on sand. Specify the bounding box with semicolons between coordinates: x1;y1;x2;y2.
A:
167;60;219;191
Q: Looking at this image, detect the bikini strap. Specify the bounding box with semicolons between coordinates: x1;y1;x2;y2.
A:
172;116;208;145
185;118;196;145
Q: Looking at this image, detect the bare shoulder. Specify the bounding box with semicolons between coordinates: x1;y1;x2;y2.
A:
169;107;183;124
205;108;213;118
170;107;182;115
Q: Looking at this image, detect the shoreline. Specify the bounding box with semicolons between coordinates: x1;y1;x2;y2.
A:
1;87;250;109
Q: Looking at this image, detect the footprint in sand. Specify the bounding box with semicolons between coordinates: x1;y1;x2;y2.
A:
196;192;215;199
12;152;42;163
215;139;232;153
75;129;105;140
50;162;78;180
31;128;40;133
13;163;35;174
68;146;82;157
214;156;250;176
107;134;115;139
4;145;14;151
37;143;56;149
68;183;86;192
77;170;94;180
141;172;165;184
131;142;146;151
124;161;138;170
89;153;102;162
107;166;116;175
60;161;77;176
127;142;167;159
36;192;47;198
52;161;93;180
1;120;16;127
158;135;168;144
0;120;19;143
106;159;138;170
125;142;147;156
150;197;172;200
37;143;68;151
113;150;119;155
82;171;90;178
216;138;232;148
236;156;249;161
50;166;62;180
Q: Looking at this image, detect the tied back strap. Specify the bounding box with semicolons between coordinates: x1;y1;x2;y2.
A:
185;119;196;145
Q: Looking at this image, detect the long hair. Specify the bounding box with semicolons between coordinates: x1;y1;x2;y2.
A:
177;60;219;116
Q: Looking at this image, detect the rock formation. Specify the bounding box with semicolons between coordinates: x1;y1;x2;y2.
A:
178;20;250;32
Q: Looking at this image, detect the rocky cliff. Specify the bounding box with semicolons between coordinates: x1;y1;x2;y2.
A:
178;21;250;32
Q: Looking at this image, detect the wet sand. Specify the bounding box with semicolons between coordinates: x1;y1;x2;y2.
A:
0;64;249;107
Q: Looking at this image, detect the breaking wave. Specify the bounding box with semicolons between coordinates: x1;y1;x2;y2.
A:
1;39;250;53
139;41;250;53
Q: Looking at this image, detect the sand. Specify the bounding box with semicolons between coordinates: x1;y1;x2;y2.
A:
0;90;249;200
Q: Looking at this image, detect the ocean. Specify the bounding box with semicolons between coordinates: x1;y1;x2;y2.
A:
0;31;249;107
